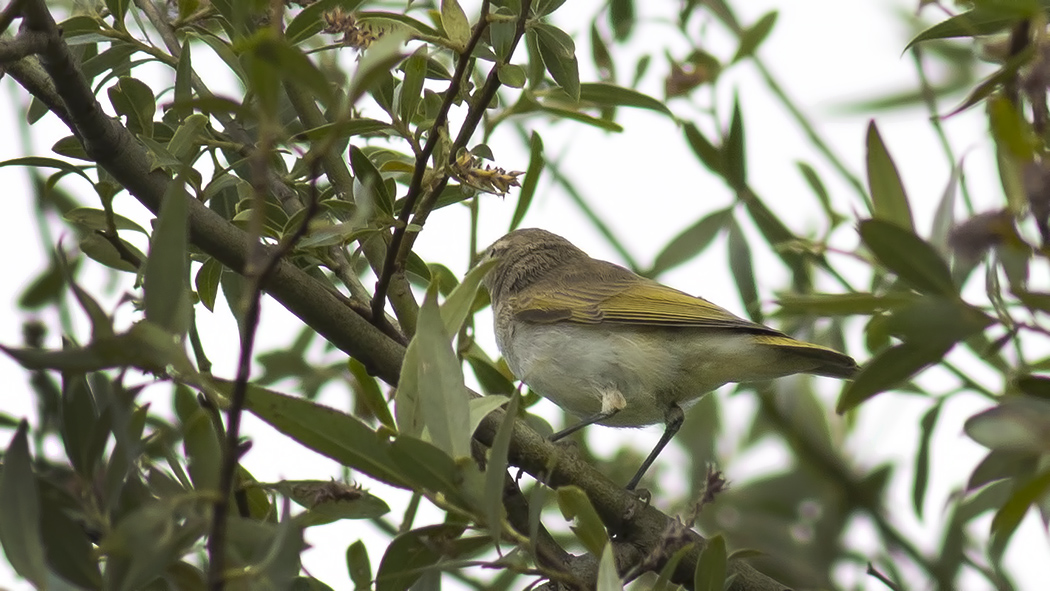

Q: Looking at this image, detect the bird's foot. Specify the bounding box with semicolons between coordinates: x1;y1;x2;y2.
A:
622;486;651;520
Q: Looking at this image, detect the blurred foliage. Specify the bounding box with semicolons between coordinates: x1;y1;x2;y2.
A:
0;0;1049;590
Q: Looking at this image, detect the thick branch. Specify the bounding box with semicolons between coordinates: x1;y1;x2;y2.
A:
0;30;46;62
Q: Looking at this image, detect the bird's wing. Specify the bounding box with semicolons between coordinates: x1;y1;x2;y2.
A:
511;264;775;333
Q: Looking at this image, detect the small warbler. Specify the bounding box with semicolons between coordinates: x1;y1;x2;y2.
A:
480;228;858;490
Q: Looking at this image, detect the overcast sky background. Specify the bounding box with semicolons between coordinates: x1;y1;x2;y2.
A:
1;1;1048;589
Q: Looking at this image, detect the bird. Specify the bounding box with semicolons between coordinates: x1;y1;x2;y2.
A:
479;228;858;490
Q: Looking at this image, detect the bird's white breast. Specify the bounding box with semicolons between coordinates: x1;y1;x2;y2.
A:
497;319;757;427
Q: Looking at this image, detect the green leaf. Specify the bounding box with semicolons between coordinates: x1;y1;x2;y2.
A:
350;145;394;216
724;97;746;188
106;0;130;22
414;287;470;458
0;156;93;183
194;257;223;312
346;540;372;590
1016;375;1050;400
727;217;760;322
694;534;727;591
38;477;103;588
965;397;1050;453
989;95;1038;161
60;370;103;478
375;524;463;591
484;391;517;542
608;0;634;40
596;543;623;591
441;0;471;49
913;400;943;518
293;118;396;143
859;219;956;296
836;342;948;413
535;24;580;101
240;381;410;488
648;207;731;277
52;135;91;161
0;422;48;589
258;480;390;526
183;407;221;492
797;161;844;226
64;206;147;235
398;48;427;124
510;131;544;230
497;63;526;88
386;436;466;503
653;543;696;591
144;175;191;337
172;42;193;120
684;123;724;177
905;6;1035;50
866;121;913;230
356;12;440;38
59;251;116;340
166;113;209;163
732;11;777;62
590;19;616;80
578;82;672;116
883;296;992;347
441;258;497;336
468;395;510;435
108;76;155;137
395;334;424;438
776;292;915;317
346;28;410;107
990;469;1050;557
557;486;607;556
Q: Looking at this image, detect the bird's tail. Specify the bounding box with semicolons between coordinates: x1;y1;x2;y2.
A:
754;334;859;379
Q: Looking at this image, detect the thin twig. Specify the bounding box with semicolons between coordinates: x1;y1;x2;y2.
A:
370;0;495;329
390;0;535;277
206;161;324;591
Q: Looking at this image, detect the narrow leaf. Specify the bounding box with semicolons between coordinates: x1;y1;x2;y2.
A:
866;121;914;229
596;543;624;591
648;207;731;277
0;422;48;589
415;287;471;458
510;131;544;230
913;401;943;518
859;219;956;296
694;534;727;591
837;342;948;413
484;392;518;542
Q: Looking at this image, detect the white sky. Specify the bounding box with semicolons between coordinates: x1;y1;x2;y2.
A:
1;1;1048;590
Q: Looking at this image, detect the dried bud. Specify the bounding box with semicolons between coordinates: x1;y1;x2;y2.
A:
451;151;524;195
323;9;383;49
1023;160;1050;245
665;51;720;98
948;210;1017;260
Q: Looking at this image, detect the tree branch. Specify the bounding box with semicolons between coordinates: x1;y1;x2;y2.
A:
0;30;46;63
370;0;497;332
207;162;324;591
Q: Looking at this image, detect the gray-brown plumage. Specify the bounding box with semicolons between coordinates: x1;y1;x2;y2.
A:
480;228;857;489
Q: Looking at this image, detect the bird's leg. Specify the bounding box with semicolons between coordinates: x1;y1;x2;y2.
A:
549;388;626;441
625;403;684;491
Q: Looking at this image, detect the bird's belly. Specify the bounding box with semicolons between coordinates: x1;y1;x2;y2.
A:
500;323;729;427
